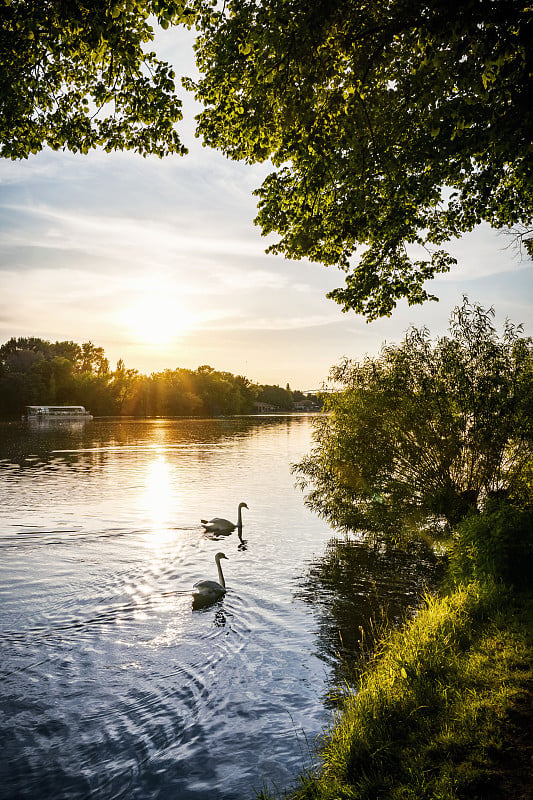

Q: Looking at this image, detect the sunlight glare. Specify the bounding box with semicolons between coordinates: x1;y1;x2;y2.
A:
118;286;195;346
141;456;178;542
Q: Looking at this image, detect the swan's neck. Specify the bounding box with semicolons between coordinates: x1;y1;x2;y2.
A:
216;559;226;588
237;505;243;528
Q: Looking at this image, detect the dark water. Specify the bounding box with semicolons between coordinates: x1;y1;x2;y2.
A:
0;416;441;799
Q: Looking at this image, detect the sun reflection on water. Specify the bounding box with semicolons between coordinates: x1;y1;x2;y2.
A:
141;455;180;544
137;454;192;639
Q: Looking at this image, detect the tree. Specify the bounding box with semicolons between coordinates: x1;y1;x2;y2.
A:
110;358;140;414
0;336;52;360
32;355;76;402
0;0;204;159
5;3;531;321
0;336;114;415
192;0;533;318
79;341;109;375
257;384;294;410
294;299;533;542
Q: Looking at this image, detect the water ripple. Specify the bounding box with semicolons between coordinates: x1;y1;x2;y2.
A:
0;418;352;799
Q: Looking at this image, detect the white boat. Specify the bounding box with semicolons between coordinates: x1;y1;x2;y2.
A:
23;405;93;422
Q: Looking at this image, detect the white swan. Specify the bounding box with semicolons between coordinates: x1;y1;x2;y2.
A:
192;552;228;610
201;502;248;534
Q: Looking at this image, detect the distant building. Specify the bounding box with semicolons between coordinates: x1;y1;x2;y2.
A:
293;399;321;412
253;401;278;413
293;401;308;411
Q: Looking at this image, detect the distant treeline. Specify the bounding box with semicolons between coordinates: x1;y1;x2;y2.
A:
0;337;321;418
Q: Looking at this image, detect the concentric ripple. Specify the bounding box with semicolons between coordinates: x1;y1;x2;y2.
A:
0;417;442;800
0;417;335;800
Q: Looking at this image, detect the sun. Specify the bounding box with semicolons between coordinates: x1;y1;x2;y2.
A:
118;289;194;346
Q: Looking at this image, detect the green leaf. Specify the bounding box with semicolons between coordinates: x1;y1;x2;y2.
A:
191;0;533;317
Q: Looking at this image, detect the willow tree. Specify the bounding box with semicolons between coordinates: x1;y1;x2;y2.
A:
192;0;533;318
294;299;533;541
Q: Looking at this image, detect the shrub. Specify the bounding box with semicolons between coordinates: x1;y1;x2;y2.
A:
449;500;533;587
295;299;533;543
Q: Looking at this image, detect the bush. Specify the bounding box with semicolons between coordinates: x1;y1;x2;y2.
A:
295;299;533;543
449;500;533;587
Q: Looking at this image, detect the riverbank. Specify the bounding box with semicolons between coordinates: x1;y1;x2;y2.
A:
262;581;532;800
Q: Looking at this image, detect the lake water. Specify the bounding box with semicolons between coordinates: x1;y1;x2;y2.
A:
0;416;442;800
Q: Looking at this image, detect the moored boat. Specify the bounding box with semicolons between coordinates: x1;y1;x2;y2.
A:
23;405;93;421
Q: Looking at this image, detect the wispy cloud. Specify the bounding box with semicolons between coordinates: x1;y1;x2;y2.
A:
0;203;270;264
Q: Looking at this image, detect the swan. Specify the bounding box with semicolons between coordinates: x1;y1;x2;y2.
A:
192;552;228;609
201;502;248;534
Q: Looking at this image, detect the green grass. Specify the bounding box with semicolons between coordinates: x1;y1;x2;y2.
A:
260;581;532;800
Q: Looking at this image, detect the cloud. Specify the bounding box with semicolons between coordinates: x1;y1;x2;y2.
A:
439;224;524;280
0;203;266;262
197;310;341;332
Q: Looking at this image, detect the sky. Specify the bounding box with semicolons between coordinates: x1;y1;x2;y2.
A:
1;28;532;391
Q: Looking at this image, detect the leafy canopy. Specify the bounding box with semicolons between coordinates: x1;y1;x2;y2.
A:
0;0;207;158
3;1;532;317
192;0;533;318
294;298;533;542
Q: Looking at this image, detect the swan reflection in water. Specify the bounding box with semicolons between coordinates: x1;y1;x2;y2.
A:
200;502;248;535
192;552;228;610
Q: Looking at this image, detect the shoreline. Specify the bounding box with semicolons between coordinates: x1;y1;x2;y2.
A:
260;582;533;800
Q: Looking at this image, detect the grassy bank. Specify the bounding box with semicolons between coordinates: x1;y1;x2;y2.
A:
262;581;532;800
